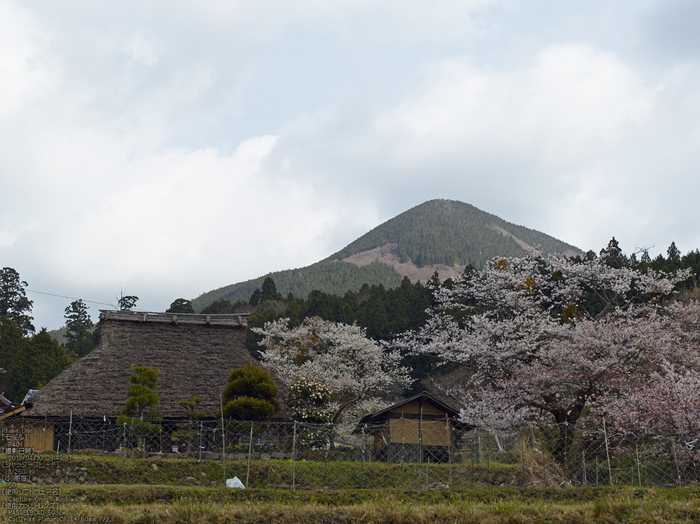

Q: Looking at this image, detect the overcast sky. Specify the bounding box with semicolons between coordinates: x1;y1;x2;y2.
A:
2;0;700;330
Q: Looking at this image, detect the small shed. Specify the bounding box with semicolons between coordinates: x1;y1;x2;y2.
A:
354;392;461;463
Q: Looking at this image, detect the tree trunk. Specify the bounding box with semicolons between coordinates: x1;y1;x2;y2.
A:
551;420;577;465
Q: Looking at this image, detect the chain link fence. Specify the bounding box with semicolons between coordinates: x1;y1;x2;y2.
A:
1;417;698;489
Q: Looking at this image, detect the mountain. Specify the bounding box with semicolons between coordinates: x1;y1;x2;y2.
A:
192;199;582;311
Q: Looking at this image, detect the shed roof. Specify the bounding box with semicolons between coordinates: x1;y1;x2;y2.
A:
20;310;255;420
356;392;460;425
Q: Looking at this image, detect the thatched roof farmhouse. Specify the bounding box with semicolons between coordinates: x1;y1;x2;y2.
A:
19;310;255;420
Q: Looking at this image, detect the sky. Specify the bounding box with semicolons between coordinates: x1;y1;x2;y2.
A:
2;0;700;330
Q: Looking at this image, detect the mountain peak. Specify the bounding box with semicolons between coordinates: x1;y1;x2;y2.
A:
192;200;581;311
328;199;581;269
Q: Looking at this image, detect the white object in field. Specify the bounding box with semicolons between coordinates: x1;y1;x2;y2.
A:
226;476;245;489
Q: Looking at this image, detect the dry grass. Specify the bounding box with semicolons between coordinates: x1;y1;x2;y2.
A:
5;487;698;524
515;445;571;488
677;286;700;304
0;486;700;524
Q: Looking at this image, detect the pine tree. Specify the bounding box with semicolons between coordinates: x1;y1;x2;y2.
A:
117;366;161;423
220;362;278;421
116;365;161;451
64;299;94;357
117;292;139;311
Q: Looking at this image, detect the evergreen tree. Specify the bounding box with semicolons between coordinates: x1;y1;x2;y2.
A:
0;319;29;400
600;237;627;268
64;299;94;357
201;299;237;314
248;289;261;307
667;241;681;264
0;268;34;334
220;362;278;421
117;365;161;422
0;324;74;403
166;299;194;314
260;277;282;303
178;396;206;421
117;292;139;311
172;396;207;452
32;329;73;381
116;365;161;451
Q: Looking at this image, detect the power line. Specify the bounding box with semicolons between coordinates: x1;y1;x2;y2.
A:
25;289;114;308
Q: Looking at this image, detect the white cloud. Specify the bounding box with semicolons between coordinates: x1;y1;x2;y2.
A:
375;43;655;166
0;2;53;116
124;32;159;67
195;0;499;45
263;38;700;256
3;0;700;330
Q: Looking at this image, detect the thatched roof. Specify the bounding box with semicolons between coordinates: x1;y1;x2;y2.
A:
21;310;256;420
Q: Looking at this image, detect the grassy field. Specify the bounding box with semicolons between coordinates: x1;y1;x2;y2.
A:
2;455;699;522
3;453;518;489
2;485;699;523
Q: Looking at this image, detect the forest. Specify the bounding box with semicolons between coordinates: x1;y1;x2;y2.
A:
0;238;699;407
191;238;700;398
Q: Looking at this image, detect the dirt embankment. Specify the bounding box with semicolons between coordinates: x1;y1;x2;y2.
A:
342;244;465;283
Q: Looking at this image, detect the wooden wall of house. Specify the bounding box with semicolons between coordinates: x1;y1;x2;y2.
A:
389;418;451;447
2;420;54;452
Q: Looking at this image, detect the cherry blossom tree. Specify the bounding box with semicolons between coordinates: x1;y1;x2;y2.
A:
601;363;700;439
254;316;413;422
395;253;694;462
598;302;700;448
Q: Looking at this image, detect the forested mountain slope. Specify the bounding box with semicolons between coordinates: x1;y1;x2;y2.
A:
330;199;581;267
192;261;402;313
192;199;582;311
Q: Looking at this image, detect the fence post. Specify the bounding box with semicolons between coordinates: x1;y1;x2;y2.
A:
401;412;405;463
292;421;297;490
564;422;568;477
361;424;366;475
449;420;454;488
595;456;599;486
122;423;127;471
220;395;226;485
198;422;203;487
101;416;106;452
582;450;586;486
246;422;254;488
419;402;423;464
487;429;490;481
471;430;475;486
477;429;482;465
636;442;642;487
602;416;613;486
672;439;681;486
67;410;73;453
